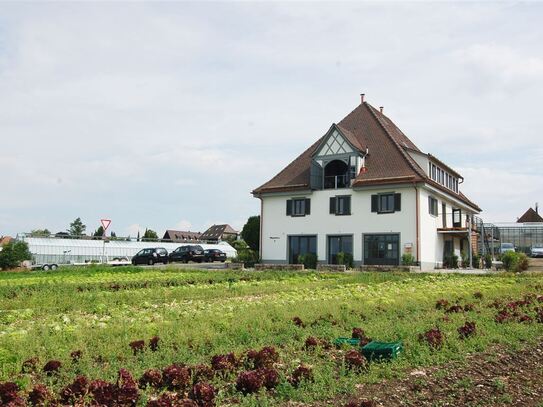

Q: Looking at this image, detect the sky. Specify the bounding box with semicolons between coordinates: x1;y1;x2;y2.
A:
1;1;542;237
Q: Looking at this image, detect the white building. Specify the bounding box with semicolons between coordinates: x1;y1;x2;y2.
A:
252;97;481;270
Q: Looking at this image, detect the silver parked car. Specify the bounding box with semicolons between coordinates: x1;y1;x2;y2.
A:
500;243;515;254
531;244;543;258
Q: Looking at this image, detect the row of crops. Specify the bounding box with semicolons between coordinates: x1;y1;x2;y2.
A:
0;266;542;405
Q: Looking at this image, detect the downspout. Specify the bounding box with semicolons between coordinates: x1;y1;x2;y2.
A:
258;195;263;261
413;183;420;267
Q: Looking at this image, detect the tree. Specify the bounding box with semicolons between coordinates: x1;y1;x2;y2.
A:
241;216;260;251
93;226;105;237
142;228;158;241
0;240;31;270
30;229;51;237
68;218;86;236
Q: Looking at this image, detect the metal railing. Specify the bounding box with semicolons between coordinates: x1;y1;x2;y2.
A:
324;174;349;189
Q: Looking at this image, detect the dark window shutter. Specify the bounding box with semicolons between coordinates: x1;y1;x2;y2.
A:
330;197;336;214
286;200;292;216
345;196;351;215
394;193;401;211
305;198;311;215
371;195;378;212
428;196;432;214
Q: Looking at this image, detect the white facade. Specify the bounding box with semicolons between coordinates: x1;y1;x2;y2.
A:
260;183;478;270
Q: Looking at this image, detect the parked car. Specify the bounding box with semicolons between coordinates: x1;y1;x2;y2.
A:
204;249;227;263
500;243;515;254
131;248;169;265
531;244;543;258
169;245;204;263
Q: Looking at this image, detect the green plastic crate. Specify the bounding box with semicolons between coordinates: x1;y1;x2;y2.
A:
361;340;403;361
333;337;360;347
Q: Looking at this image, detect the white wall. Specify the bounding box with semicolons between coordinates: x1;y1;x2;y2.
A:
261;186;417;265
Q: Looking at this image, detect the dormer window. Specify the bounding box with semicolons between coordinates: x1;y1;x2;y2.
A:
428;161;459;193
324;160;349;189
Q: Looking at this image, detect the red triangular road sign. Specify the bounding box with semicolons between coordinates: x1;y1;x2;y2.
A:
100;219;111;231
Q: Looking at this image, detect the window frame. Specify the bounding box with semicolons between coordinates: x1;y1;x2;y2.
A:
428;196;438;217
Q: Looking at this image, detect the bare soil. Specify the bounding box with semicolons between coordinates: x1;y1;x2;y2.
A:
309;340;543;407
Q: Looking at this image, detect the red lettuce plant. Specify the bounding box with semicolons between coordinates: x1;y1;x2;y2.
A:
518;314;533;323
129;340;145;355
344;350;367;371
70;350;82;362
43;360;62;375
463;303;475;312
21;357;39;373
60;375;89;403
117;368;140;406
139;368;163;389
435;299;449;309
253;346;279;369
146;392;198;407
304;336;319;350
27;384;51;406
259;367;280;390
457;321;476;339
162;364;190;391
236;370;264;394
352;327;372;346
190;382;216;407
190;365;215;383
210;353;238;373
473;292;483;299
90;379;117;405
289;364;313;387
292;316;305;327
344;400;376;407
419;327;444;348
0;382;24;406
446;304;463;313
149;336;160;352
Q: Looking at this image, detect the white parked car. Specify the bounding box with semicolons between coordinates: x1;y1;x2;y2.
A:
500;243;515;254
531;244;543;258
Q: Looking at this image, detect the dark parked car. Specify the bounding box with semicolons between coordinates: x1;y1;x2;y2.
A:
169;245;204;263
131;248;169;265
204;249;227;262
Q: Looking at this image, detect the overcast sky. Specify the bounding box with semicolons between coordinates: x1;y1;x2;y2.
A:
1;2;542;237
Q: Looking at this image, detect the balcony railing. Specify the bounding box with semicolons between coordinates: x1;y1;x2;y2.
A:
324;174;349;189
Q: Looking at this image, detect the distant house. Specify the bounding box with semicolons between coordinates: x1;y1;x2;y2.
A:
0;236;13;246
200;225;238;242
517;206;543;223
162;230;202;243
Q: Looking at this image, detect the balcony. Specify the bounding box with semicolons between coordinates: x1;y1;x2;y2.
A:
324;174;349;189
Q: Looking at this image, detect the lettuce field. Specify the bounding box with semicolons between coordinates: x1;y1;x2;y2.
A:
0;266;542;406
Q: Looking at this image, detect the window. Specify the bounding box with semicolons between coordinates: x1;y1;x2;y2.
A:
286;198;311;217
328;235;353;264
452;208;462;227
364;234;400;266
428;196;438;216
288;235;317;264
330;195;351;215
371;193;401;214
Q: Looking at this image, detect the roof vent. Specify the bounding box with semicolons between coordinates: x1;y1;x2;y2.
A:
360;93;365;103
380;106;384;113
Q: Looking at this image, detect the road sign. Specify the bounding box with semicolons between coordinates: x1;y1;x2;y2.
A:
100;219;111;232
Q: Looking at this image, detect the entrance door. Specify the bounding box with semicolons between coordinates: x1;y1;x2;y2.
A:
288;235;317;264
363;234;400;265
327;235;353;264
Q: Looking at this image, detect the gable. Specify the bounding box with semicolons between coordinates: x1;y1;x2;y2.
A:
315;129;354;157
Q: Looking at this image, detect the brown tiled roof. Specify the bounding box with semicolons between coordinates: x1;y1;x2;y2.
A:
163;230;201;242
517;208;543;223
200;224;238;240
252;101;480;211
0;236;13;246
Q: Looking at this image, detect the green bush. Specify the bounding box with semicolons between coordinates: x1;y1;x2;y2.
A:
297;253;318;269
232;248;259;267
336;252;354;268
517;252;529;272
484;254;492;269
0;240;31;270
460;251;469;268
444;254;459;269
501;251;518;272
401;253;415;266
472;254;481;269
